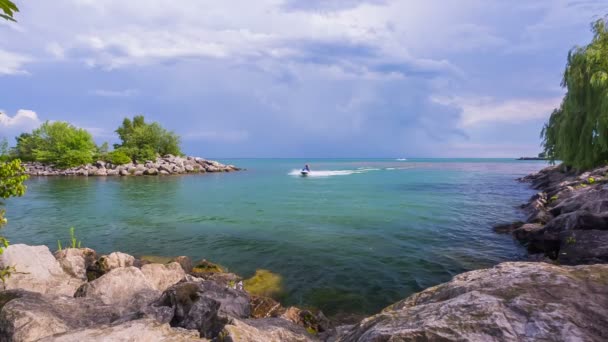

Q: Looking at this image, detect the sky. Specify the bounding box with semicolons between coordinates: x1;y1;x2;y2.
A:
0;0;607;158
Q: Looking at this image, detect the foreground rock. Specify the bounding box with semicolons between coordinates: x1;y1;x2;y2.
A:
24;155;240;177
335;262;608;342
0;245;83;296
503;164;608;264
3;244;607;341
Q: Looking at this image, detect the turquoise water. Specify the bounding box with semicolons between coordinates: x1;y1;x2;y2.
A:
3;158;547;316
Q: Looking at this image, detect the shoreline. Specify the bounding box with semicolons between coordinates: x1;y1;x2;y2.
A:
22;155;241;177
493;163;608;264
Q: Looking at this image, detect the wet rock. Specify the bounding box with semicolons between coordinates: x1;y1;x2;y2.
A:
250;296;284;319
512;223;544;242
54;247;97;280
337;262;608;342
192;259;225;275
493;221;524;234
0;244;83;296
141;262;186;292
280;307;331;334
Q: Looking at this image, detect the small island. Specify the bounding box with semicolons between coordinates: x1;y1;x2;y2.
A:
2;115;241;177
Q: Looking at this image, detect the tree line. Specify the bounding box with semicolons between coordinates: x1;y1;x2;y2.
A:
2;115;183;168
541;18;608;171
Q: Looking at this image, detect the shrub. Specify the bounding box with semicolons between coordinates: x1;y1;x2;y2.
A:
108;150;132;165
16;121;97;168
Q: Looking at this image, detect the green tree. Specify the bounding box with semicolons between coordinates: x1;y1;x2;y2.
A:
0;159;28;251
16;121;98;168
0;0;18;22
114;115;182;162
541;18;608;170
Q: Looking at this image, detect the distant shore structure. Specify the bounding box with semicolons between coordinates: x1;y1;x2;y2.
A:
516;157;548;160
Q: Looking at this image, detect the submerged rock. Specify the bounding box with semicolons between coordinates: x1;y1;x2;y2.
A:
335;262;608;341
243;269;284;299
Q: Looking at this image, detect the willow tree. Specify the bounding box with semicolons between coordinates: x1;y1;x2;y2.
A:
541;18;608;170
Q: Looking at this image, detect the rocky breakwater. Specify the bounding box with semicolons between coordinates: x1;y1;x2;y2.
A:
1;244;607;341
24;155;240;177
495;164;608;265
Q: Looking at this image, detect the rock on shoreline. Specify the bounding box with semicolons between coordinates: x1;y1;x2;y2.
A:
23;155;241;177
1;244;607;341
495;164;608;265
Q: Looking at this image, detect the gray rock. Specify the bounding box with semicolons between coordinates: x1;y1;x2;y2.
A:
149;280;251;338
54;248;97;280
75;267;159;310
145;168;158;175
0;244;83;296
140;262;186;292
558;229;608;264
39;318;203;342
0;290;124;342
134;170;144;176
336;262;608;342
221;318;317;342
98;251;136;272
160;170;170;175
120;169;129;176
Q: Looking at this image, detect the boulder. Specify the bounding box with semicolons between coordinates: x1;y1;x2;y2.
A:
38;318;202;342
120;169;129;176
75;267;159;310
98;251;136;272
145;168;158;175
0;290;123;342
134;170;144;176
512;223;544;242
149;280;250;338
54;248;97;280
220;318;317;342
140;262;186;292
0;244;83;296
557;229;608;265
337;262;608;341
160;170;170;175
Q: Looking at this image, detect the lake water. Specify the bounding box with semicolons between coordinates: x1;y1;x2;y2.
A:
3;158;547;316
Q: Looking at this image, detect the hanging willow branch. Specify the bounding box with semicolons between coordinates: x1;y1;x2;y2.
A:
542;18;608;171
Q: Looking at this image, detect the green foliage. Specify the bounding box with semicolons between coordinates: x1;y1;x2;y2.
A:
107;149;132;165
114;115;182;162
16;121;97;168
0;159;27;255
550;195;559;202
57;239;62;252
0;0;18;22
94;142;110;161
541;18;608;170
588;176;596;184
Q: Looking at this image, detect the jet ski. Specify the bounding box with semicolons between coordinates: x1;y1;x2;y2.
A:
300;169;309;176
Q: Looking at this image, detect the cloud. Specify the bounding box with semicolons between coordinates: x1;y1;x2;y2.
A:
0;110;41;138
281;0;387;12
431;95;563;128
0;49;31;75
89;89;139;97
